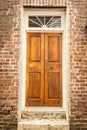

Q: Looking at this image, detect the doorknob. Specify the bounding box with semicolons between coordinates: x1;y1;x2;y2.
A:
49;66;53;70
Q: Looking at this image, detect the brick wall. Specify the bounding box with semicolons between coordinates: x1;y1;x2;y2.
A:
0;0;87;130
69;1;87;129
0;0;20;129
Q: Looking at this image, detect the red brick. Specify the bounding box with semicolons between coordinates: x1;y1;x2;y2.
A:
0;0;87;130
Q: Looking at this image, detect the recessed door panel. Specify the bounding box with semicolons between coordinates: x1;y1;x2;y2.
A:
29;72;41;98
30;36;41;62
48;73;60;99
48;37;59;62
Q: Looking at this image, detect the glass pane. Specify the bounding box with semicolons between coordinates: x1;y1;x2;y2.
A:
29;20;41;27
29;16;41;27
47;16;61;28
45;16;52;25
38;16;44;25
28;16;61;28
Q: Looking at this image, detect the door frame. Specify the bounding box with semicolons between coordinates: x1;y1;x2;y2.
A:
20;7;69;115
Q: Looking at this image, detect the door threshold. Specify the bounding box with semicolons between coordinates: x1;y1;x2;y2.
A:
23;107;65;112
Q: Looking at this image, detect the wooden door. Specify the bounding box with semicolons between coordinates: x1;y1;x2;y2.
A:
26;33;62;106
45;33;62;106
26;33;44;106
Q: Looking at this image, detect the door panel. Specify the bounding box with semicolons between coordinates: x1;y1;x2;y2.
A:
30;36;41;62
29;72;41;98
26;33;44;106
48;73;60;99
26;33;62;106
45;33;62;106
48;37;59;62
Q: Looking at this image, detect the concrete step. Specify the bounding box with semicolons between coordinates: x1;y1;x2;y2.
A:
18;110;69;130
21;111;66;120
18;119;69;130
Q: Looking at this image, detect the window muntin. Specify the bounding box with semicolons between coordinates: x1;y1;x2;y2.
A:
28;16;61;28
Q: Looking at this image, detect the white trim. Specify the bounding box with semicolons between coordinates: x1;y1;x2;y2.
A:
25;28;64;31
65;6;70;122
20;7;68;118
24;8;66;30
23;107;65;112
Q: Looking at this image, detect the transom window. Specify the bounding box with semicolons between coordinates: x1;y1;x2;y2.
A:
28;16;61;28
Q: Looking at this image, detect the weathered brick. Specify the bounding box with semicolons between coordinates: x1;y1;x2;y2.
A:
0;0;87;130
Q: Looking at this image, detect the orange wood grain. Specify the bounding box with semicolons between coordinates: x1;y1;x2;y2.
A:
26;33;62;106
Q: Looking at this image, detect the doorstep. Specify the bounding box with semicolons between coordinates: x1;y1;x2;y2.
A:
18;109;69;130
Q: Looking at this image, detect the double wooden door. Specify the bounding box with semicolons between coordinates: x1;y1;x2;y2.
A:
26;33;62;106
